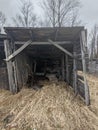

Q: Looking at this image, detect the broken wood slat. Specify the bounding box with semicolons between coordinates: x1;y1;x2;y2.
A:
48;39;73;58
5;40;32;62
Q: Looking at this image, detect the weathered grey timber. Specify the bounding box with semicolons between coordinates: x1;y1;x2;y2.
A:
61;55;65;80
48;39;73;58
15;41;72;45
73;52;78;95
5;40;32;62
4;40;17;93
65;55;69;84
80;31;90;105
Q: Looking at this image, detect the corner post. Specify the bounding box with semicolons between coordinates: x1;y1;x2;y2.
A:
80;30;90;105
4;39;18;94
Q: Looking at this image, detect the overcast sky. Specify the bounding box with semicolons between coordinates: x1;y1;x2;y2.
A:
0;0;98;32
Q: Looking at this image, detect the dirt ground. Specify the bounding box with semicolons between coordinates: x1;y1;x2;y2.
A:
0;73;98;130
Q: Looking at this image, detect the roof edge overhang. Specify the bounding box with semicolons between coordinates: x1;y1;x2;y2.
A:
4;26;85;42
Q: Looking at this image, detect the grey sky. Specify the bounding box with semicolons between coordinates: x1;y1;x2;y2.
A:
0;0;98;32
80;0;98;30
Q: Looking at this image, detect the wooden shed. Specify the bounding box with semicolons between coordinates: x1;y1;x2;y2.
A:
3;27;90;105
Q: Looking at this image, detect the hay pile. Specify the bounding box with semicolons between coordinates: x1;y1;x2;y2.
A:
0;74;98;130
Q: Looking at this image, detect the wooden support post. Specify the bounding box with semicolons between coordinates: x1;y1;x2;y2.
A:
34;61;37;74
73;52;78;95
61;55;65;81
80;31;90;105
13;60;18;92
4;40;18;93
65;55;69;84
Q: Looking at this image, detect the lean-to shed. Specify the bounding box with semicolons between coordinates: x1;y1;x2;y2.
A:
3;26;90;105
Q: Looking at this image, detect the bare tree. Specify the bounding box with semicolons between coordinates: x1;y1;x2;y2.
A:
13;0;37;27
40;0;57;27
40;0;81;27
0;11;6;33
69;9;81;27
89;25;98;60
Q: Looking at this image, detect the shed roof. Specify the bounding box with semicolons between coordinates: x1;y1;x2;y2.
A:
4;27;85;42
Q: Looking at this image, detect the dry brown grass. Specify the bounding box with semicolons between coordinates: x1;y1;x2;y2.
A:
0;74;98;130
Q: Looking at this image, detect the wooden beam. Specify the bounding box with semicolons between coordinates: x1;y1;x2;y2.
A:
80;30;90;105
15;41;72;45
65;55;69;84
48;39;73;58
5;40;32;62
13;60;18;92
61;55;65;80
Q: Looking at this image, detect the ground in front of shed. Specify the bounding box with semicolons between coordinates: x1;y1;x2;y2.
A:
0;73;98;130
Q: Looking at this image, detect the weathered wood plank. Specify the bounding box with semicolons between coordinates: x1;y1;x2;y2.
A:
4;40;17;93
80;30;90;105
65;55;69;84
48;39;73;58
73;52;78;95
5;40;32;62
13;60;18;92
61;55;65;80
0;67;9;89
15;41;72;45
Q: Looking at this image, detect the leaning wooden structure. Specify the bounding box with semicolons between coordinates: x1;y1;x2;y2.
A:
2;27;90;105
